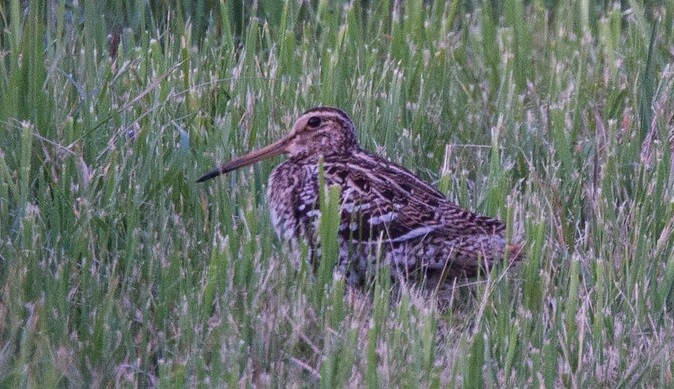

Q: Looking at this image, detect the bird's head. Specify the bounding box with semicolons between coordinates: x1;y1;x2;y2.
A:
197;106;358;182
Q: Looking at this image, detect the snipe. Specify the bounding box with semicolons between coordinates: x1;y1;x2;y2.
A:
198;107;522;288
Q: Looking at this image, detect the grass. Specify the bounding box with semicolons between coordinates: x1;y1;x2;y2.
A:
1;0;674;386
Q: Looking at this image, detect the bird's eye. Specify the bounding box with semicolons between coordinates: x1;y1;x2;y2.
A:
307;116;322;128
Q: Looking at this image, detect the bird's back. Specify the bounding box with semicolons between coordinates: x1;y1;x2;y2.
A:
267;149;520;284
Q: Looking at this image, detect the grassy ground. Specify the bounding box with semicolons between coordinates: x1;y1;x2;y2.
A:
1;0;674;387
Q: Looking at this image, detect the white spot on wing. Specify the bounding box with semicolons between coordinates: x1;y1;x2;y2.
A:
368;212;397;225
389;226;434;243
342;202;372;213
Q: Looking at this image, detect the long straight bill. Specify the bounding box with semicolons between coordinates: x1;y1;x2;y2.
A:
197;137;288;182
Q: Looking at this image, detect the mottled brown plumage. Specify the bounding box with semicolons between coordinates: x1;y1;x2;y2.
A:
198;107;522;287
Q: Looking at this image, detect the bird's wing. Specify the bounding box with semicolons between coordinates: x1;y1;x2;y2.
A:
322;152;505;245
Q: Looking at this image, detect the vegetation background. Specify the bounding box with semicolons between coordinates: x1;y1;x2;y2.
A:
1;0;674;387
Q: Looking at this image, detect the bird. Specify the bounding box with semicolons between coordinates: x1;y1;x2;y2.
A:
197;107;522;289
